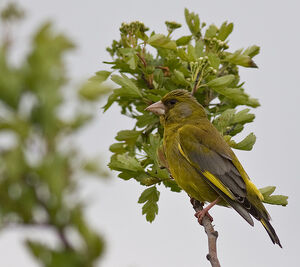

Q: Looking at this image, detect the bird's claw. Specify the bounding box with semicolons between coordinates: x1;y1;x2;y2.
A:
194;210;214;225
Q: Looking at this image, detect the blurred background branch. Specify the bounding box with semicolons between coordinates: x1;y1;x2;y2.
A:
0;3;110;266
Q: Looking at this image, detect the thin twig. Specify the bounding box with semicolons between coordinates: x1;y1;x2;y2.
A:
155;66;170;76
137;53;155;89
137;52;147;67
191;198;221;267
191;71;202;95
58;227;73;250
34;197;73;250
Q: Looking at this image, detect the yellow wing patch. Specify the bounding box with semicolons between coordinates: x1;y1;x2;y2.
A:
246;180;264;201
177;142;235;200
202;171;235;200
177;143;192;164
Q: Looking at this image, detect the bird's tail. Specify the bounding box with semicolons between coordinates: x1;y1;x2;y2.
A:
260;218;282;248
202;175;282;247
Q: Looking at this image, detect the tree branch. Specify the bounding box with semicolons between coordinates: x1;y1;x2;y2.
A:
190;198;221;267
57;227;73;250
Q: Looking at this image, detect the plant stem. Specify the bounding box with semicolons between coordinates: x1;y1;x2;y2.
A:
137;52;147;67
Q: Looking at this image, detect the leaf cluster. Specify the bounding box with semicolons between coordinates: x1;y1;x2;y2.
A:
0;7;109;266
100;9;287;221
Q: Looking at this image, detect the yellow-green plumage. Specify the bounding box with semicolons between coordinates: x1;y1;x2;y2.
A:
147;89;281;247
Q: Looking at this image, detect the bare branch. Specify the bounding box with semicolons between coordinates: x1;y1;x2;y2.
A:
191;198;221;267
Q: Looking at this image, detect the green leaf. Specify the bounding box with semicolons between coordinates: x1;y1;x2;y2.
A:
138;174;161;186
109;143;127;154
143;134;161;161
217;22;233;41
138;186;160;222
184;8;200;36
177;48;189;61
213;109;255;137
233;109;255;124
136;113;158;128
260;186;288;206
176;35;192;46
109;154;144;172
165;21;182;31
163;180;182;192
148;34;177;50
83;158;109;178
79;81;111;101
228;124;244;136
195;40;204;57
246;98;260;107
187;44;196;61
213;109;236;134
259;186;276;196
119;48;138;69
214;87;260;107
173;70;189;86
26;241;52;264
263;195;289;206
206;75;235;89
138;186;159;203
142;134;170;180
224;50;258;68
115;130;140;142
89;70;111;83
231;133;256;150
103;91;118;111
27;240;84;266
205;24;218;38
0;117;29;138
153;69;164;86
207;52;220;70
118;172;135;180
111;74;142;97
243;45;260;58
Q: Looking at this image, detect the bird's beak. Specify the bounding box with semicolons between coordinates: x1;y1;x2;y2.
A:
145;100;166;115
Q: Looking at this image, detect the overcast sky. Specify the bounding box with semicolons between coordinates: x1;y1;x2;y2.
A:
1;1;300;267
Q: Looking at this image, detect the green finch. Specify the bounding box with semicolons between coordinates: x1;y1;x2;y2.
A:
146;89;281;247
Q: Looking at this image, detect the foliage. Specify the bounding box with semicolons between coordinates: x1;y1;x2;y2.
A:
100;9;288;222
259;186;288;206
0;4;109;266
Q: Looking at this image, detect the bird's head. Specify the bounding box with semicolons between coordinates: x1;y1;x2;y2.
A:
145;89;207;124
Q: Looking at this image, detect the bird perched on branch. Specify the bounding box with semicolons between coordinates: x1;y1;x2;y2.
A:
146;89;281;247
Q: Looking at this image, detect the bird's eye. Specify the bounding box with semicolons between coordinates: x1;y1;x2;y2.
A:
167;99;177;106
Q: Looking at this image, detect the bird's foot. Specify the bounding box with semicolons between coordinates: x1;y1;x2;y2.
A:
194;198;220;225
194;209;214;225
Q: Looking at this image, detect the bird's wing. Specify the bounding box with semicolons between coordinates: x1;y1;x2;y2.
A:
178;124;246;198
178;124;259;225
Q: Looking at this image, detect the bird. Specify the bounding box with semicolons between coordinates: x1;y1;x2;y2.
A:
145;89;281;247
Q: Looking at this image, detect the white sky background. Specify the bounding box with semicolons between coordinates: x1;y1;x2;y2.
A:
0;0;300;266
